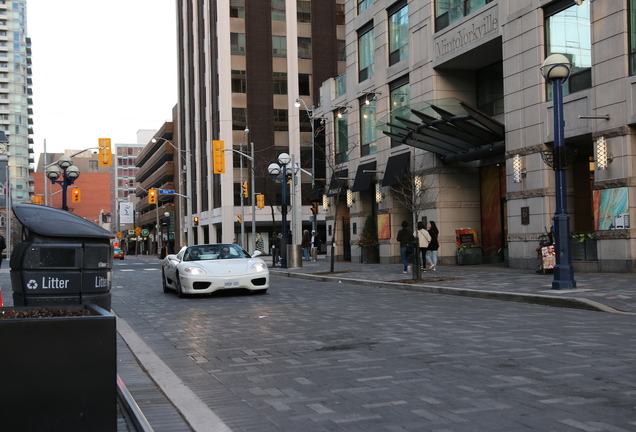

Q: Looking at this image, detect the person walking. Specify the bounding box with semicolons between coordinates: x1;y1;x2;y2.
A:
310;230;321;261
301;229;311;261
426;221;440;271
397;221;411;274
270;232;280;266
415;221;431;272
255;232;264;254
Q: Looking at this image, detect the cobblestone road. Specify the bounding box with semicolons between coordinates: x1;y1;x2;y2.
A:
109;259;636;432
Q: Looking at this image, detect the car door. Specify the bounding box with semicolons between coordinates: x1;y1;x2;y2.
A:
164;247;186;282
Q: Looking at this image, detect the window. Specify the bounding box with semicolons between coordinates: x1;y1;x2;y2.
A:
231;70;246;93
273;109;288;131
299;110;312;133
390;79;410;148
230;33;246;55
335;111;348;164
388;2;408;66
336;3;345;25
232;107;247;130
230;0;245;18
273;72;287;94
631;0;636;74
337;40;346;62
435;0;493;31
272;0;285;21
360;98;377;156
272;36;287;57
545;0;591;96
299;73;311;95
477;63;503;116
358;23;375;82
89;160;98;171
297;1;310;23
358;0;373;14
298;37;312;59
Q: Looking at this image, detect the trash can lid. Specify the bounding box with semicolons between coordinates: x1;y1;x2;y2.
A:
12;203;116;239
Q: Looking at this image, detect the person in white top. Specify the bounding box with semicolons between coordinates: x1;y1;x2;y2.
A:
415;221;431;272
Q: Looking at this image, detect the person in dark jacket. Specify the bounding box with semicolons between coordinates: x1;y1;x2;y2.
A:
301;230;311;261
270;232;280;266
425;221;440;271
396;221;411;274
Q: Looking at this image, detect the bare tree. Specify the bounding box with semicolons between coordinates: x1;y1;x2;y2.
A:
390;152;443;279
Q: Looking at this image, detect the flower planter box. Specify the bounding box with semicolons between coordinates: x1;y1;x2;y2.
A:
361;246;379;264
570;238;598;261
0;304;117;431
457;247;483;265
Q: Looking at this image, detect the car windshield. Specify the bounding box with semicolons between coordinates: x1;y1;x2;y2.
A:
183;244;251;261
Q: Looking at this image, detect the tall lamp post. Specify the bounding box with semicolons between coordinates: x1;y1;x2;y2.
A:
295;98;318;233
268;152;292;269
540;53;576;290
45;155;80;211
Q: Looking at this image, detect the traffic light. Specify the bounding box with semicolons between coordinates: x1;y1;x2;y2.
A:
212;140;225;174
148;189;157;204
237;214;242;224
310;201;318;215
98;138;112;166
242;182;248;198
71;188;81;203
193;216;199;226
256;194;265;209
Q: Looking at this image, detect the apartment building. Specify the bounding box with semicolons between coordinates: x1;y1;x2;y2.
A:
175;0;345;250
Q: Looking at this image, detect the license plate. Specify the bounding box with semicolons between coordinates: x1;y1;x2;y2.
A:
224;280;239;288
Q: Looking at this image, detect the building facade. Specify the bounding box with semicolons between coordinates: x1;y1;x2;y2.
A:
310;0;636;273
175;0;345;251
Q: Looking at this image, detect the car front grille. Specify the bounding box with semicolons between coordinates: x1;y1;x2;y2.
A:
193;282;211;290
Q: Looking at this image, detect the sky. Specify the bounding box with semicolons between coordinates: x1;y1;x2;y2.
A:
27;0;178;162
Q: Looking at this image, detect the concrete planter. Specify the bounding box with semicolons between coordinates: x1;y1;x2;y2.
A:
457;247;483;265
0;304;117;431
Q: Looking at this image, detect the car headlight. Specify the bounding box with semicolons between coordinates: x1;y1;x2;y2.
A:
251;262;267;272
183;266;207;275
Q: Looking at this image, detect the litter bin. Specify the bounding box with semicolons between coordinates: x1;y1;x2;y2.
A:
10;203;115;310
286;244;303;268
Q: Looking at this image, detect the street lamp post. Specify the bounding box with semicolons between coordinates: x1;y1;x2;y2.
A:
541;53;576;290
295;98;318;233
268;152;292;269
45;155;80;211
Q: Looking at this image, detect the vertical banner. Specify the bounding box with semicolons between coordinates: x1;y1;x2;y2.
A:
119;202;134;224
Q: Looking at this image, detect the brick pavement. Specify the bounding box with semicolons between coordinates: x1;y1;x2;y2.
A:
270;255;636;314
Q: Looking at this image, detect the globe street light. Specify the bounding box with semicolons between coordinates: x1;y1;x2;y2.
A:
540;53;576;289
45;155;80;211
268;152;292;268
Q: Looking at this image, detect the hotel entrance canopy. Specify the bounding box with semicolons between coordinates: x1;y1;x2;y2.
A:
377;98;505;164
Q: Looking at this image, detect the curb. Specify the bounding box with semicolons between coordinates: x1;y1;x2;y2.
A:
271;269;626;314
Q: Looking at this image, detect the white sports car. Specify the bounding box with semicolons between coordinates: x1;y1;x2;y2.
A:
162;244;269;297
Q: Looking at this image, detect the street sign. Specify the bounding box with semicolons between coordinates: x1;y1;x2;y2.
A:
116;232;123;239
141;229;149;236
134;227;141;235
159;189;175;195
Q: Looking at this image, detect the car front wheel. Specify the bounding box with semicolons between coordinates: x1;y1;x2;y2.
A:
176;273;185;298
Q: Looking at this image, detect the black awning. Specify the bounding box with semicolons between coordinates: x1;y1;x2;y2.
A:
382;152;410;187
308;182;324;202
326;169;348;197
351;161;377;192
378;98;506;164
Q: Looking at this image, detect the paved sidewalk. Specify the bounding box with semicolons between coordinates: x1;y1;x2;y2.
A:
268;255;636;314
